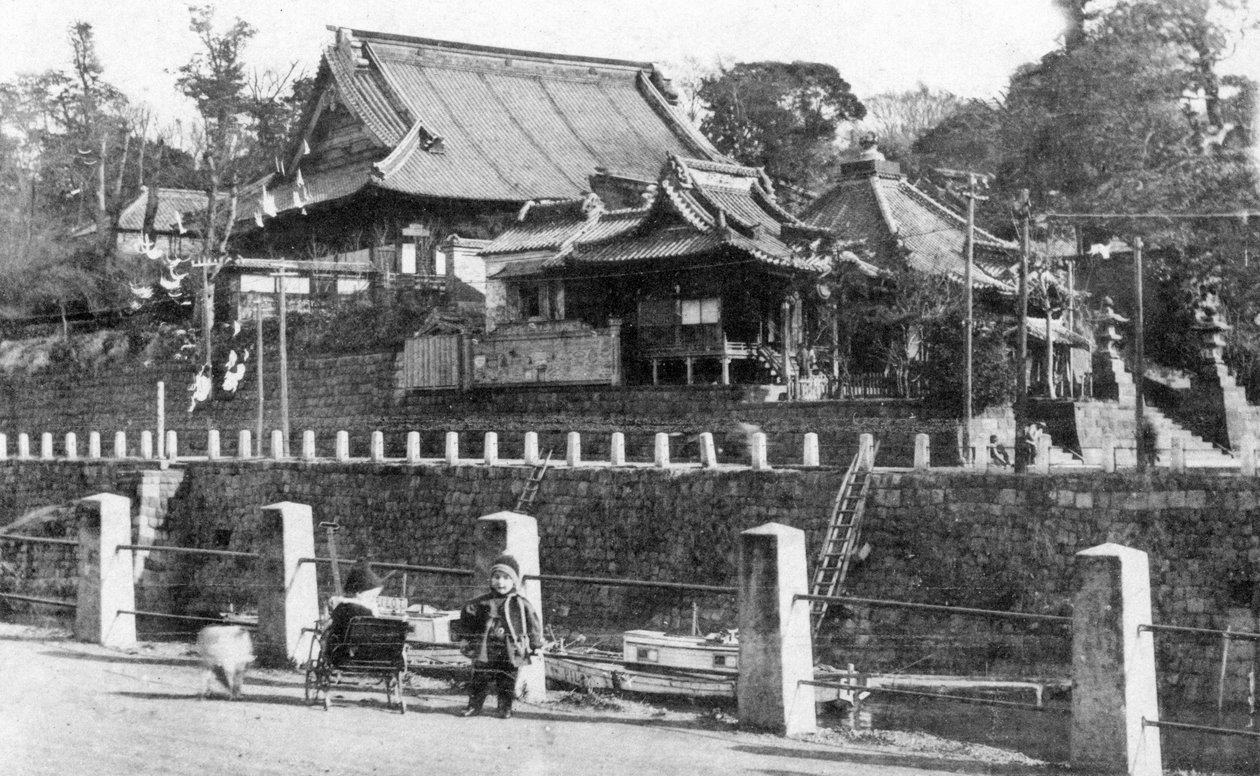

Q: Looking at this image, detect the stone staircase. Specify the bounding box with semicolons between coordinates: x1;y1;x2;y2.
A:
1074;401;1236;469
1142;406;1236;468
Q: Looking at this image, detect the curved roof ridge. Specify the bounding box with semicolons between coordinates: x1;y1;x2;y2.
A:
633;74;728;162
897;179;1014;248
336;27;659;72
322;44;405;147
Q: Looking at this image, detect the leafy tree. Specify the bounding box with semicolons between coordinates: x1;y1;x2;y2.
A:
845;85;967;171
698;61;865;190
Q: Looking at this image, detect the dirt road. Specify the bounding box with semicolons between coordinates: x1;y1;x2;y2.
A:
0;625;1047;776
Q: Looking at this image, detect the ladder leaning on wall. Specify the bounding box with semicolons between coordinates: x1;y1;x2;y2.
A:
809;440;877;635
514;449;553;514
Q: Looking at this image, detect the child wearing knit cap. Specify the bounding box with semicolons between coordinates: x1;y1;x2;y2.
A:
456;554;543;719
324;559;384;659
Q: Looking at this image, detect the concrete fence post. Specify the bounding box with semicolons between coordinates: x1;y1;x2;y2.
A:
566;432;581;467
802;433;820;467
1071;543;1162;775
524;432;541;466
0;432;6;460
473;511;545;703
302;430;316;461
914;433;930;470
654;432;670;468
610;432;626;466
140;431;153;460
971;444;983;469
74;493;136;649
206;430;220;460
1242;438;1257;477
371;430;385;462
1102;438;1116;473
17;432;30;459
406;431;421;464
737;522;816;735
113;432;126;459
445;431;459;465
254;502;319;667
40;432;53;460
335;431;349;461
165;430;178;461
65;433;78;460
1035;435;1051;474
238;430;253;460
272;430;286;460
1169;438;1185;472
751;432;769;471
87;431;101;459
857;433;874;471
699;432;717;468
484;432;499;465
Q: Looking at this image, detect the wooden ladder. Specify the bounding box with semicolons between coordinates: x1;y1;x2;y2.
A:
810;441;877;635
513;450;553;514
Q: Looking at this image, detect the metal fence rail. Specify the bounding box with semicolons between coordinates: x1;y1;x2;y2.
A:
795;593;1072;624
0;591;76;609
802;678;1070;714
1143;718;1260;740
116;609;257;627
528;573;737;595
1140;623;1260;642
0;534;77;547
116;544;260;560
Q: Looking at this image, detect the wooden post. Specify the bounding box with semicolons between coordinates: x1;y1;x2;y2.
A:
255;304;265;457
1133;237;1146;472
277;272;290;457
1014;190;1031;473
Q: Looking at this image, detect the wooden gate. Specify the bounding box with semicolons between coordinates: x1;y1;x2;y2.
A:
399;334;465;390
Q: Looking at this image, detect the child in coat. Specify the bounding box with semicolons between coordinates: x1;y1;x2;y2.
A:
457;554;543;719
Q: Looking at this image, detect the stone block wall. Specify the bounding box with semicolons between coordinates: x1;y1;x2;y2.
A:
471;319;620;385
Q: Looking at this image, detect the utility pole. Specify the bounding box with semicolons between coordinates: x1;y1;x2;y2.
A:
255;304;264;456
275;269;291;457
1133;236;1145;471
962;173;987;465
1014;190;1032;473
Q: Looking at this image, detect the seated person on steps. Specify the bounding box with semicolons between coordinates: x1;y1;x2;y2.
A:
988;434;1011;467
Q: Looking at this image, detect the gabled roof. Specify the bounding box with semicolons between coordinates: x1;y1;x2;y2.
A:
482;156;826;273
259;28;723;219
116;188;213;234
800;159;1016;289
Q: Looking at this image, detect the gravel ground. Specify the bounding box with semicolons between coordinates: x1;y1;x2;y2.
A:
0;623;1065;776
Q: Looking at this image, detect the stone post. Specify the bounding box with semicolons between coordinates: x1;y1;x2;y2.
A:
207;430;221;460
40;432;53;459
1102;438;1116;473
254;502;319;667
1035;435;1051;474
74;494;136;649
566;432;581;467
654;432;670;467
751;432;769;471
473;511;545;703
17;432;30;459
302;430;316;461
857;433;874;470
1071;543;1162;775
165;430;178;461
802;433;820;467
737;523;816;735
484;432;499;465
445;431;459;465
610;432;626;466
87;432;100;459
65;433;78;460
1241;438;1256;477
371;430;385;462
699;432;717;468
238;430;252;459
335;431;349;461
272;430;286;460
1169;438;1185;472
914;433;930;470
524;432;541;466
140;431;153;460
0;432;6;460
113;432;126;459
406;431;421;463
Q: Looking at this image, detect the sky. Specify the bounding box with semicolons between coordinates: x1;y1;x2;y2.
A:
0;0;1257;134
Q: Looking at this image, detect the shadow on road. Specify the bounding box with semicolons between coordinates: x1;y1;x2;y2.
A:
733;745;1051;776
43;647;197;668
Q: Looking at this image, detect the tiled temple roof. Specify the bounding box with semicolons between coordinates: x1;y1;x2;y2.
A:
800;159;1016;290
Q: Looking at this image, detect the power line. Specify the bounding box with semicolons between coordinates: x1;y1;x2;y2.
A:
1044;210;1260;220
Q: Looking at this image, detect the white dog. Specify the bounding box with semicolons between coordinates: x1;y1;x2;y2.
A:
196;625;254;700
